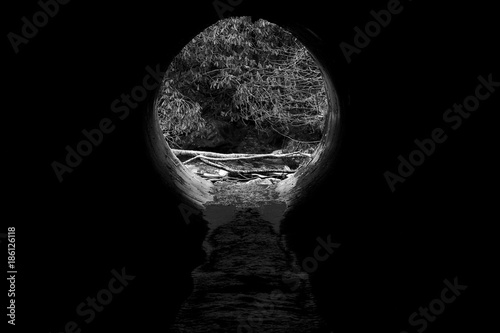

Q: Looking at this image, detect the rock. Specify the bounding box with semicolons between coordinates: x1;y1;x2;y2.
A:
258;179;273;186
246;179;260;185
245;178;273;186
186;165;199;174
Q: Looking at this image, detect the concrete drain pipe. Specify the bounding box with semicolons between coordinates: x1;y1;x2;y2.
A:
143;24;343;216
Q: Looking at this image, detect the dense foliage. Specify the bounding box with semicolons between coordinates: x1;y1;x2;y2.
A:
156;16;327;148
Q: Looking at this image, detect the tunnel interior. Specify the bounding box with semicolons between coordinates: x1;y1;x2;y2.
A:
144;19;342;214
142;18;344;332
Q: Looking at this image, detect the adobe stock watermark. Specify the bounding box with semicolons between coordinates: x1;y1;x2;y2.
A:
51;64;165;183
401;276;467;333
384;73;499;192
237;234;340;332
213;0;244;20
49;267;135;333
340;0;412;64
7;0;71;54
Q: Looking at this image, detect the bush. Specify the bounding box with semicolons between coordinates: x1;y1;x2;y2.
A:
156;16;327;148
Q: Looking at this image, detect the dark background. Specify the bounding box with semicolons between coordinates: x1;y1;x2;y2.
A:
4;0;498;332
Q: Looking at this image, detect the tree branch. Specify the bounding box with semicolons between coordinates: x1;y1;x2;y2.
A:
199;157;295;176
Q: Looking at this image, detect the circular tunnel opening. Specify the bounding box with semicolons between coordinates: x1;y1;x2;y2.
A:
145;16;342;213
144;15;344;332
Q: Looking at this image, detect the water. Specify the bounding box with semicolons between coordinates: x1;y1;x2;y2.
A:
169;197;330;332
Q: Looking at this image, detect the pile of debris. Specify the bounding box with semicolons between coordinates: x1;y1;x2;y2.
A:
173;149;312;183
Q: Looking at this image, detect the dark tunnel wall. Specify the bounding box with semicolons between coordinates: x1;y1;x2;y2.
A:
143;94;213;210
6;0;498;332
